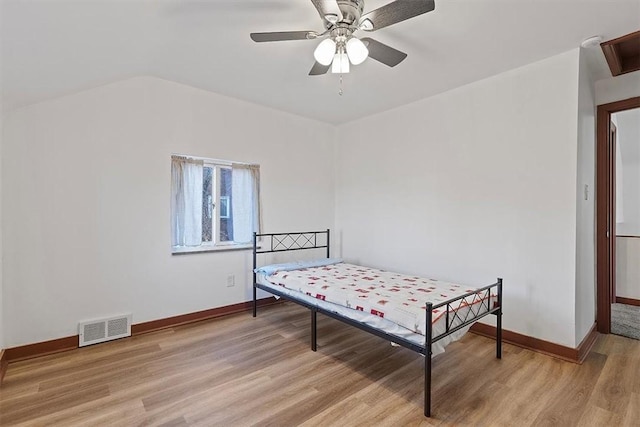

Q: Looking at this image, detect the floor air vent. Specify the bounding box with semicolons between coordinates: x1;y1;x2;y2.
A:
78;314;132;347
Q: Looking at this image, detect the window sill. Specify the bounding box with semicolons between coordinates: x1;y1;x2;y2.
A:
172;243;256;255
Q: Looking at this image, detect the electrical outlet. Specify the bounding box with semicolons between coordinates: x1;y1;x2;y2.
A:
226;274;235;287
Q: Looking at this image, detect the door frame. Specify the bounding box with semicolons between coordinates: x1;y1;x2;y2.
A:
609;121;617;302
596;96;640;333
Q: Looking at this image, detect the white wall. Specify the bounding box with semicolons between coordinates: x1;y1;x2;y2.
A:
335;49;582;347
2;76;336;347
0;112;3;351
595;71;640;106
617;238;640;300
574;48;596;344
0;2;5;352
614;109;640;236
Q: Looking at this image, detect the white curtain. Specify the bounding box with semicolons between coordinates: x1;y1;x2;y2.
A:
171;156;204;246
231;164;261;243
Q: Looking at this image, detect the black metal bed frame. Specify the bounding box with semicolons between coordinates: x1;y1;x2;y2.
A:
252;229;502;417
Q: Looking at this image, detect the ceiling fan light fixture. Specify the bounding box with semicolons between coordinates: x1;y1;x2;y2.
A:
331;51;350;74
314;38;337;66
346;37;369;65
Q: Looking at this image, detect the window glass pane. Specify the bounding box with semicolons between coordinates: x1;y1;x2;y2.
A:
220;168;233;242
202;166;213;242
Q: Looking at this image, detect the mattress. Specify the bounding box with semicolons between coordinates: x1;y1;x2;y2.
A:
256;261;495;357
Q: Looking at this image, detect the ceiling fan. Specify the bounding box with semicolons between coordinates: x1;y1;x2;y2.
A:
250;0;435;75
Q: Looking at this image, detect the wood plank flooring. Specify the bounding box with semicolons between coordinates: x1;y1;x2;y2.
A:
0;302;638;426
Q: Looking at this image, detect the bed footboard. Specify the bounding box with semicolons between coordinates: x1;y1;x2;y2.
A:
423;278;503;416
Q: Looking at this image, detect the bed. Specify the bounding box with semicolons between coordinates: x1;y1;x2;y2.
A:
252;230;503;417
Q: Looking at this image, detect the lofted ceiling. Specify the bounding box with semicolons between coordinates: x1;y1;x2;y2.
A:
1;0;639;124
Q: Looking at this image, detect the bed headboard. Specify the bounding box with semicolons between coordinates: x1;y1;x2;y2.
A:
252;229;330;276
253;229;330;256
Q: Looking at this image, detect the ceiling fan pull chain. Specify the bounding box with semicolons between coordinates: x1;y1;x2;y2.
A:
339;74;344;96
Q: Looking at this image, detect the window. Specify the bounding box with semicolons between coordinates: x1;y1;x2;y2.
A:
171;155;260;252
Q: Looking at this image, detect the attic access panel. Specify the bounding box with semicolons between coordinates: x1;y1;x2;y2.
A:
601;30;640;77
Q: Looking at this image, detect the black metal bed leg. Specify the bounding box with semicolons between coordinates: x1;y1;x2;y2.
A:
496;278;503;359
425;346;432;417
496;309;502;359
252;232;258;318
425;302;433;417
252;286;257;318
311;309;317;352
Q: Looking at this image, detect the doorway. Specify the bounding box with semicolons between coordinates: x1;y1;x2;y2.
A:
596;96;640;334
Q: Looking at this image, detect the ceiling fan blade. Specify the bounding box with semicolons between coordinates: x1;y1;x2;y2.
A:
310;0;343;23
309;61;331;76
360;0;435;31
361;37;407;67
250;31;316;42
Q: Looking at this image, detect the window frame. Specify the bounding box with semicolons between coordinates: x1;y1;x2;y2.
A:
171;155;258;255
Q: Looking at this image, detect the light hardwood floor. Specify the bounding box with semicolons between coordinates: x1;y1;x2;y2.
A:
0;302;638;426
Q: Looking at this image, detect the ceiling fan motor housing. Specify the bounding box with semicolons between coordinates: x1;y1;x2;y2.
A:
330;0;365;27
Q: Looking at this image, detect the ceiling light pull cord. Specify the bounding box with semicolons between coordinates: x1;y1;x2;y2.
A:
339;74;343;96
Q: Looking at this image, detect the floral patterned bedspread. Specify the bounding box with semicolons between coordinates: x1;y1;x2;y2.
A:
265;262;492;336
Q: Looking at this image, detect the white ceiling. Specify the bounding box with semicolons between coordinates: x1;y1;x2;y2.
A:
1;0;639;124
